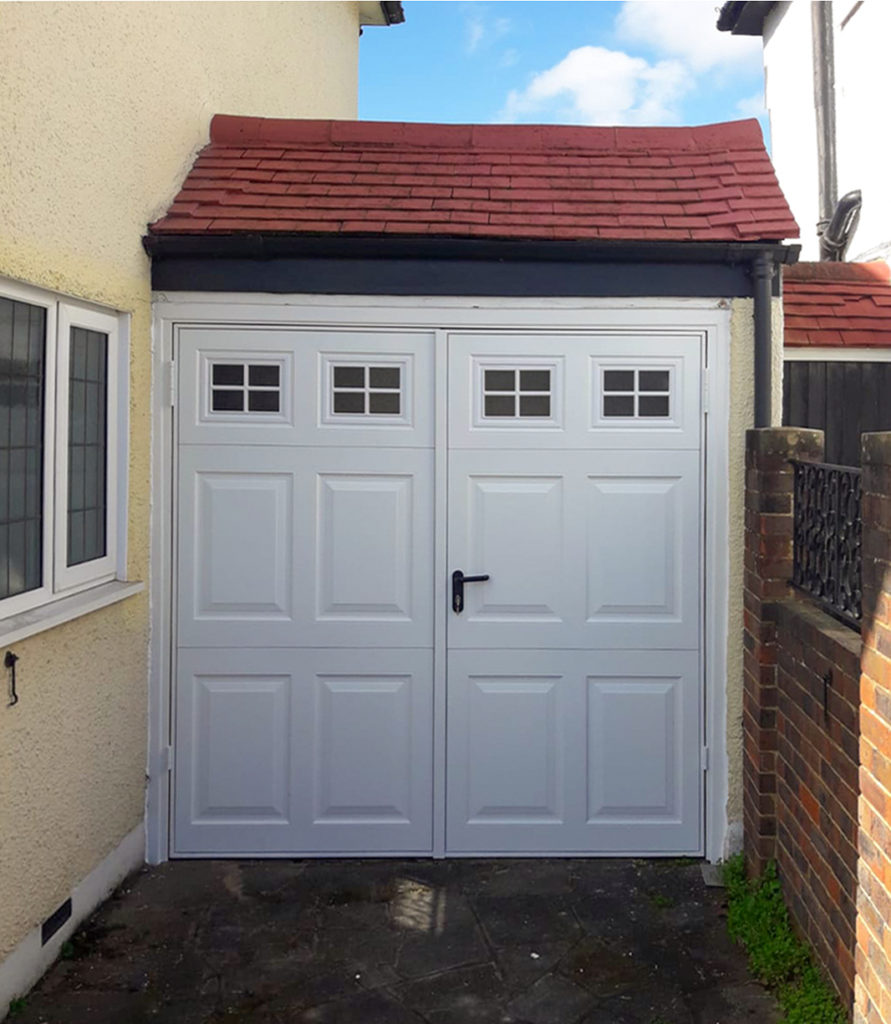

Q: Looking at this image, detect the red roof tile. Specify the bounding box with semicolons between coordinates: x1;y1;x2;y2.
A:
784;262;891;348
148;115;799;244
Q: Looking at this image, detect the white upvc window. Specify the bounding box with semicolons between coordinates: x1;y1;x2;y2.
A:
0;278;126;619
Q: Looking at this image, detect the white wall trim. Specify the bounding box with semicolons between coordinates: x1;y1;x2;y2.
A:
148;293;734;863
0;823;144;1019
784;346;891;361
704;309;732;863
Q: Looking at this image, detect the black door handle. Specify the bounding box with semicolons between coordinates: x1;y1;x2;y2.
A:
452;570;490;614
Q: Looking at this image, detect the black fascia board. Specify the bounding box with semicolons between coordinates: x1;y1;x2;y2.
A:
147;235;799;299
144;231;797;267
717;1;775;35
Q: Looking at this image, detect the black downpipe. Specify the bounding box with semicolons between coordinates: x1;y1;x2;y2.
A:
753;252;775;428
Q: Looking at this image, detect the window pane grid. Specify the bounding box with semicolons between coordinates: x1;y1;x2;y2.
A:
332;365;402;416
67;327;107;567
602;368;671;419
483;368;551;418
211;362;281;414
0;297;46;600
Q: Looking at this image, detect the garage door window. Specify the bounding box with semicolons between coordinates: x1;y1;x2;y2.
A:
602;368;672;419
331;364;402;416
210;362;282;413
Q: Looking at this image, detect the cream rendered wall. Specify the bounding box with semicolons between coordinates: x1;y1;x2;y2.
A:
724;296;783;845
0;1;361;965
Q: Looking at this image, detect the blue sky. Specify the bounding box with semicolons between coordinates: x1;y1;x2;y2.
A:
360;2;767;135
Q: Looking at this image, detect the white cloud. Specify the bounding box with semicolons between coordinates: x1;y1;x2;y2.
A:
615;1;762;74
499;45;692;126
735;91;767;118
465;15;484;54
464;9;513;56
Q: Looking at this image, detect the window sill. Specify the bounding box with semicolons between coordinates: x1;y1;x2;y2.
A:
0;580;144;648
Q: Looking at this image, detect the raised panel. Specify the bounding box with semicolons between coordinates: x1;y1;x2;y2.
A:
194;472;292;619
463;677;563;824
316;474;412;620
190;674;291;823
586;476;681;620
587;677;680;821
465;476;564;621
313;675;415;823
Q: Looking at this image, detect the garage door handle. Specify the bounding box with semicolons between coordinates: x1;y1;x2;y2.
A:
452;570;490;614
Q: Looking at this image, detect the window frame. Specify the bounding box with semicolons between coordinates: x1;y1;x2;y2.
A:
0;277;125;618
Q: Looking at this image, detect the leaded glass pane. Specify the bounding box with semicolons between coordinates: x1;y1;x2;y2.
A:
67;326;107;566
0;297;45;599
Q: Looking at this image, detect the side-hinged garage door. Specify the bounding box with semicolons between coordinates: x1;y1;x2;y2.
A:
445;332;703;855
171;323;705;857
173;327;435;855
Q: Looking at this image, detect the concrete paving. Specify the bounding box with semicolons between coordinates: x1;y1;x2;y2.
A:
13;858;780;1024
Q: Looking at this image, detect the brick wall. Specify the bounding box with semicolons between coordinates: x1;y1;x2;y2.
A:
744;427;862;1012
774;600;861;1005
855;433;891;1024
743;428;824;874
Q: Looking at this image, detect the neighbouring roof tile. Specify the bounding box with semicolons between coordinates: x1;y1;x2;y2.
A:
148;115;799;244
784;262;891;348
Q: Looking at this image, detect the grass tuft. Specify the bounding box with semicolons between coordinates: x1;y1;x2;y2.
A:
722;855;847;1024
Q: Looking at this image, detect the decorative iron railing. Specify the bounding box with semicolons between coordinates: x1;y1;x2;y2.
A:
791;460;862;629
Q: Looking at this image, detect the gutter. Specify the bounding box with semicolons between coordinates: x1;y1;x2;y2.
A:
142;232;798;267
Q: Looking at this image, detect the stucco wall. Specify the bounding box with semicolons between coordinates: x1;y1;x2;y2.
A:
0;1;361;962
762;1;891;262
724;296;782;840
832;1;891;261
762;1;818;259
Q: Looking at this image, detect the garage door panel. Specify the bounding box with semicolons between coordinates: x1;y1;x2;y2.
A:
174;649;433;855
464;474;566;622
177;327;435;448
193;470;293;621
189;672;292;824
178;447;433;649
316;473;413;621
584;451;700;649
296;649;433;852
174;649;300;854
313;674;417;824
464;677;563;823
307;449;433;647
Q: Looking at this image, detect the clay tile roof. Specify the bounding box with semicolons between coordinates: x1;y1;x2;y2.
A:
784;261;891;348
148;114;799;244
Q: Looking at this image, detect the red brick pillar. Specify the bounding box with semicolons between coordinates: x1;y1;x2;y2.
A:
856;432;891;1024
744;427;824;875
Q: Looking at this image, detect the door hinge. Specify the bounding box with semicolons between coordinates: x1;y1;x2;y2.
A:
164;361;176;407
160;746;174;773
701;745;709;772
701;368;709;415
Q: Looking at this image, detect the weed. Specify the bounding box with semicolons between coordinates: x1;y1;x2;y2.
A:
60;940;75;960
649;892;674;909
722;856;846;1024
7;997;26;1017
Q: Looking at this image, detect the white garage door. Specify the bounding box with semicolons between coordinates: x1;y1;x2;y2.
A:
172;325;703;856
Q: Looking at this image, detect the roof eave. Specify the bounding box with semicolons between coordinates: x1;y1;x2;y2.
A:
716;1;776;36
358;2;405;27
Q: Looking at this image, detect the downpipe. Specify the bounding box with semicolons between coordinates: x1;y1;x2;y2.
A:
753;253;775;428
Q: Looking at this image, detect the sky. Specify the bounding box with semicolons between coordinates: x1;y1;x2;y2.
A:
359;1;767;137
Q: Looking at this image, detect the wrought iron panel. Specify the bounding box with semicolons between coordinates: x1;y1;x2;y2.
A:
791;460;862;629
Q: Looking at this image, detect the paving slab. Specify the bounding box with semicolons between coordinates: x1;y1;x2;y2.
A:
8;858;781;1024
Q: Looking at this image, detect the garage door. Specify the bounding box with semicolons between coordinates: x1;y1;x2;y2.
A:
172;326;703;856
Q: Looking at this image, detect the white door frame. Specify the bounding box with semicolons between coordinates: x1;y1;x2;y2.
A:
148;294;731;863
